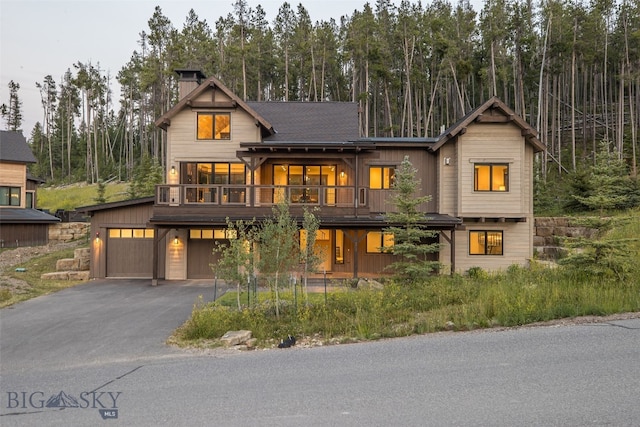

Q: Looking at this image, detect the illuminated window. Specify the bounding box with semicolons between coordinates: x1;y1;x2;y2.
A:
469;231;503;255
197;113;231;140
474;164;509;191
369;166;395;189
189;229;230;239
108;229;154;239
335;230;344;264
0;186;21;206
272;164;336;204
366;231;394;253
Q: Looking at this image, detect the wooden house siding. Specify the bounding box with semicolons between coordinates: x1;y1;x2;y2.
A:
361;149;437;213
89;203;165;279
0;162;26;208
440;221;532;273
0;224;48;247
166;229;187;280
458;124;527;216
438;143;458;215
166;93;261;183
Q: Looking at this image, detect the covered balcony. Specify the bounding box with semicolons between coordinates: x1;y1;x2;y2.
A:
154;184;370;219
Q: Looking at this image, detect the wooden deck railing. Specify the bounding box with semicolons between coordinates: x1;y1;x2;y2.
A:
156;184;367;208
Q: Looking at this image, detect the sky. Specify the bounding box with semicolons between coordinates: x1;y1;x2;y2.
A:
0;0;484;137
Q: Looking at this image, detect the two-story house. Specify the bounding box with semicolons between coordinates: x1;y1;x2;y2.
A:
82;70;544;283
0;130;60;247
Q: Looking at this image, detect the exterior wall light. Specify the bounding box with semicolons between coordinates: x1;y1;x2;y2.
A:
174;235;179;245
171;165;176;175
95;232;100;241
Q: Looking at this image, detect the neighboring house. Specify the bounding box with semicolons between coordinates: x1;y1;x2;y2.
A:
81;70;544;282
0;130;60;247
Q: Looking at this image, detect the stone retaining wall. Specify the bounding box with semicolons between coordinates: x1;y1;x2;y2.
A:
534;217;599;259
41;247;90;281
49;222;90;243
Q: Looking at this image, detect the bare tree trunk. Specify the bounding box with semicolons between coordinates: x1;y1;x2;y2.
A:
571;18;577;171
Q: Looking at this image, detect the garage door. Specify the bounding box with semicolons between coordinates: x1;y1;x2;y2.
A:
187;238;219;279
107;228;154;278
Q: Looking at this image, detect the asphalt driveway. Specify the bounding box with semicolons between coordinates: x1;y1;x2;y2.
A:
0;279;220;373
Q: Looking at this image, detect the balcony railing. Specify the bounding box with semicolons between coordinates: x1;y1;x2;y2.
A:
157;184;367;208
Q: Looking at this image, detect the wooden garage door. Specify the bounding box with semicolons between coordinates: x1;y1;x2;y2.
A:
187;238;219;279
107;229;154;278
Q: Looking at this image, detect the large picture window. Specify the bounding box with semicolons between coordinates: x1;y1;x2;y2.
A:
0;186;21;206
182;162;246;203
366;231;394;253
369;166;395;189
197;113;231;140
474;164;509;191
469;231;503;255
273;164;337;204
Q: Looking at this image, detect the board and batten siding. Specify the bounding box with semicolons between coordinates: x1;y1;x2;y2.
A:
458;124;527;217
89;203;162;279
361;149;437;213
166;90;262;180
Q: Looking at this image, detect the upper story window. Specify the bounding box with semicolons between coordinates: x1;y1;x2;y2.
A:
273;164;337;204
366;231;394;253
474;164;509;191
469;230;503;255
0;186;21;206
369;166;395;189
26;192;34;209
183;162;246;185
197;113;231;140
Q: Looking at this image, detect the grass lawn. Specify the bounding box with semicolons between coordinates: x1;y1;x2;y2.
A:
0;244;88;308
173;209;640;349
38;182;130;212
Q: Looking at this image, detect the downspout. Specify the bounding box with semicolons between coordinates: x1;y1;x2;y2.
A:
450;228;456;275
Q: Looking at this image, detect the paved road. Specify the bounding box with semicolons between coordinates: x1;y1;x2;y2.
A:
1;281;639;426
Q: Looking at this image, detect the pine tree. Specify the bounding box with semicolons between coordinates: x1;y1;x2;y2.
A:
384;156;441;283
1;80;23;131
572;141;635;213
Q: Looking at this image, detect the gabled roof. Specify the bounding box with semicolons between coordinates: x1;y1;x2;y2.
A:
0;208;60;224
0;130;37;163
246;102;360;142
154;75;275;136
430;97;546;153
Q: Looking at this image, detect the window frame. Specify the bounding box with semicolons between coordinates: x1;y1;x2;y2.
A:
366;231;394;254
108;228;155;239
196;112;231;140
369;166;396;190
469;230;504;256
0;186;21;206
473;163;509;192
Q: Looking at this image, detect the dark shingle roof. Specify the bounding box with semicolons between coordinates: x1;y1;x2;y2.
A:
0;131;37;163
77;197;155;213
246;102;359;142
0;208;60;224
